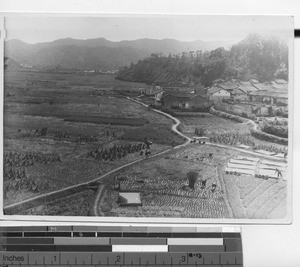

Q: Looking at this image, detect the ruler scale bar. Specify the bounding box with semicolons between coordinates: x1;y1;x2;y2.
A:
0;226;243;266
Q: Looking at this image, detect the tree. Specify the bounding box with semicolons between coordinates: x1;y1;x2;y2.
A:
195;127;206;137
187;170;201;190
116;34;288;87
41;127;48;136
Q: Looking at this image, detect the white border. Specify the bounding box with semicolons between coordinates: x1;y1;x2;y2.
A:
0;13;294;225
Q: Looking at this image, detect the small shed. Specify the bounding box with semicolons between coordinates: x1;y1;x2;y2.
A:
118;192;142;206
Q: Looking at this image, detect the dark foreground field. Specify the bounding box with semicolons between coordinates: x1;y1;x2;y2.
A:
98;144;287;219
23;144;287;219
3;70;184;207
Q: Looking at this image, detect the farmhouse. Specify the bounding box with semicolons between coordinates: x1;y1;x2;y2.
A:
158;83;194;93
249;91;288;105
251;82;270;91
142;85;163;95
207;87;231;101
238;81;260;93
217;81;239;92
141;85;165;101
231;88;249;101
163;93;210;109
153;89;165;101
271;81;288;91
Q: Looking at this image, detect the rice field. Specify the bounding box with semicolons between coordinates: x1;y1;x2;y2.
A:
3;70;179;208
102;144;288;219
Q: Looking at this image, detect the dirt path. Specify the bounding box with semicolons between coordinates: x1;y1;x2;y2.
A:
4;97;285;215
129;98;286;161
127;97;192;146
92;97;283;217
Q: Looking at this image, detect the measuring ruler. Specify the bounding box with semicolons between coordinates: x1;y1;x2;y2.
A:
0;226;243;266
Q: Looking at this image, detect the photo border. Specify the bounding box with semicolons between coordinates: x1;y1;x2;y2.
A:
0;12;294;225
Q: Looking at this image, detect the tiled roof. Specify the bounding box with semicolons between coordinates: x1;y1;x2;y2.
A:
238;81;259;92
271;82;288;91
218;82;239;90
165;92;208;99
249;91;287;98
232;88;248;94
152;88;165;94
208;87;226;94
251;83;271;91
275;79;288;85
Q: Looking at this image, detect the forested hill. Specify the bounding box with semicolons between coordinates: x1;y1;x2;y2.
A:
116;34;289;87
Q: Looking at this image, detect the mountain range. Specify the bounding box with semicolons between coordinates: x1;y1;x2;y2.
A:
5;38;234;71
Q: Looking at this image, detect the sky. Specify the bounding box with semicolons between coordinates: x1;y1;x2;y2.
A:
4;15;293;44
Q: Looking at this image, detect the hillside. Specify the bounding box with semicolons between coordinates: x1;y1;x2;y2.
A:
5;38;233;71
116;34;289;87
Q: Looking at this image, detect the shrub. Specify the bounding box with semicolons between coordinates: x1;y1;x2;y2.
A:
260;122;288;139
195;127;206;137
263;125;288;139
250;128;288;145
187;171;199;190
241;112;248;118
210;107;247;123
177;123;184;133
41;127;48;136
248;114;256;121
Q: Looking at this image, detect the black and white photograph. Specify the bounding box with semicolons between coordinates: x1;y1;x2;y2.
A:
1;15;293;221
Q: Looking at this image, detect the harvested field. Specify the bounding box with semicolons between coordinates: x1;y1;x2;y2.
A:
101;144;288;219
121;123;184;146
4;70;179;209
18;190;96;216
179;113;250;137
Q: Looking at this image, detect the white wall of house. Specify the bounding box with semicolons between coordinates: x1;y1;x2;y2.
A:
234;94;249;101
155;91;164;101
209;89;230;101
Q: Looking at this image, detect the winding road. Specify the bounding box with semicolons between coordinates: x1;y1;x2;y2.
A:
4;96;287;215
92;97;288;216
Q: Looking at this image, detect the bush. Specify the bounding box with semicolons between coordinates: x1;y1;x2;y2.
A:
241;112;248;118
261;122;288;139
250;128;288;145
195;127;206;137
210;107;247;123
177;123;184;133
187;171;199;190
210;133;256;147
41;127;48;136
248;114;256;121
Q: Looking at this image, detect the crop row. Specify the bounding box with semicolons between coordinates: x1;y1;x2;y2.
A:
146;194;228;218
221;173;247;218
4;150;61;167
87;142;146;161
210;133;256;147
64;115;149;126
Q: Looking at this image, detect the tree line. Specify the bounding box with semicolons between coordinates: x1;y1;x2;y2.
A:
116;34;288;87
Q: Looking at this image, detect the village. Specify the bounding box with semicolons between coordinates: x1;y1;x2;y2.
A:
140;78;288;118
